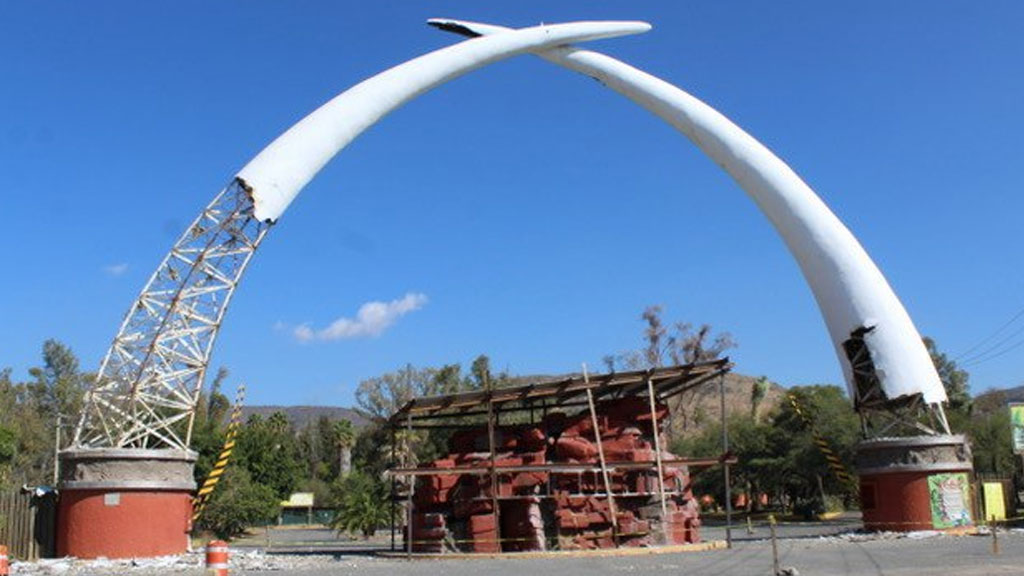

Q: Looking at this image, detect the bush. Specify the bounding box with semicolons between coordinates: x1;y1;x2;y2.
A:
195;466;280;539
329;471;390;538
792;496;825;520
824;494;846;514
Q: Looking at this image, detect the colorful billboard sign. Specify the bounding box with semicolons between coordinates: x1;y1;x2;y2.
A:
928;472;972;529
1010;403;1024;453
982;482;1007;522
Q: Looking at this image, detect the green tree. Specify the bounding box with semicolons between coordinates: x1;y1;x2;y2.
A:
0;425;15;486
236;413;302;499
333;419;355;477
354;364;437;420
923;337;972;420
673;415;778;512
0;370;18;486
751;376;771;422
27;340;90;425
353;362;474;471
191;372;234;485
1;341;92;486
195;466;280;539
672;383;859;515
968;389;1016;475
772;385;859;514
351;422;392;480
329;470;390;538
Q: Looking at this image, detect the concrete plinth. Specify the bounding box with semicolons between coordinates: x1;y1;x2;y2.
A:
856;435;973;532
57;448;197;559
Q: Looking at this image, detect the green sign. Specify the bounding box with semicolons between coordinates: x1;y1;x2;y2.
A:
1011;403;1024;453
928;472;972;529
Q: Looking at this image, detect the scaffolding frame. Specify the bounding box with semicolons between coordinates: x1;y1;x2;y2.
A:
385;360;735;554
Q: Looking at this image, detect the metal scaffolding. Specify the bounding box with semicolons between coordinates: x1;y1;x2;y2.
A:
75;179;269;450
385;360;736;554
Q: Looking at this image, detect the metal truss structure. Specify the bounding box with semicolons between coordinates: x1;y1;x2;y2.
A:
74;179;269;450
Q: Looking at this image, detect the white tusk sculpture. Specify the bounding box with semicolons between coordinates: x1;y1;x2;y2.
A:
76;21;652;449
427;19;946;413
238;20;651;223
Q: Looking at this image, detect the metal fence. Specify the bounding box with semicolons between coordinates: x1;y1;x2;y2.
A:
0;491;56;561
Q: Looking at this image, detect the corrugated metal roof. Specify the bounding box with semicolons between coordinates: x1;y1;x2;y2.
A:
388;358;730;424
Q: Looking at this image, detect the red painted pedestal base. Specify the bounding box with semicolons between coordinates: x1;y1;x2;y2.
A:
860;471;940;531
856;435;973;532
56;448;197;559
57;489;192;559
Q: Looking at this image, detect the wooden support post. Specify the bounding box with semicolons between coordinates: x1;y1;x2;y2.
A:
53;413;61;485
406;413;414;560
485;372;502;552
390;425;396;551
719;372;733;549
583;364;619;543
991;516;999;555
542;400;557;549
769;514;780;575
646;373;670;543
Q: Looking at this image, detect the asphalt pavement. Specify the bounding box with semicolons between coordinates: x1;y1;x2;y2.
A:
217;515;1024;576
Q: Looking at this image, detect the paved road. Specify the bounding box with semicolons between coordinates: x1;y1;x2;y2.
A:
230;514;865;554
13;523;1022;575
213;517;1024;576
237;531;1023;576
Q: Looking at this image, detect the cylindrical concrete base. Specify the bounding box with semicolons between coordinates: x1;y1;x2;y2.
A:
57;448;197;559
856;435;973;532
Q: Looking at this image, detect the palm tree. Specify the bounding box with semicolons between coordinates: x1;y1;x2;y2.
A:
330;471;389;538
751;376;771;423
333;419;355;477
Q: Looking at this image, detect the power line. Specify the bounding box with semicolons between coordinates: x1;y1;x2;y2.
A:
962;336;1024;368
954;304;1024;362
959;322;1024;366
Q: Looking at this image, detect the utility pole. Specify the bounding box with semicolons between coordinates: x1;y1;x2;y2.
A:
52;413;62;485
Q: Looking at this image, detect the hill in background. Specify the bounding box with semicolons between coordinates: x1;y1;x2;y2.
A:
242;370;791;436
664;372;788;437
240;405;367;429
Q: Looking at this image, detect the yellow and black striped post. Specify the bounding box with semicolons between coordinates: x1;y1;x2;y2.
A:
193;385;246;522
787;394;855;486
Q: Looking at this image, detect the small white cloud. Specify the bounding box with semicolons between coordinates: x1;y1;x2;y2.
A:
293;292;428;342
103;263;129;277
294;324;315;342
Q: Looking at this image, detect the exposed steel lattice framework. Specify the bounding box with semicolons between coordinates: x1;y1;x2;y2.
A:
74;179;269;449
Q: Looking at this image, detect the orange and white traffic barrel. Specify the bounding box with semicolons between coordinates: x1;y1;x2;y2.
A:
205;540;229;575
0;544;9;576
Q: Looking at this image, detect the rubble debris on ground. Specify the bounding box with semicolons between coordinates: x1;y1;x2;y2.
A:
8;549;367;575
816;529;951;544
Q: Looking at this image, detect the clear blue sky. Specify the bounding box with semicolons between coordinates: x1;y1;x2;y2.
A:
2;2;1022;407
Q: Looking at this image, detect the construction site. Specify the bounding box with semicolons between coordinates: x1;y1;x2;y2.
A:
3;4;1024;576
387;362;732;554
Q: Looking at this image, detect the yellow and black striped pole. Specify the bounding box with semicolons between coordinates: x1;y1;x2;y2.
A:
787;394;855;486
193;384;246;522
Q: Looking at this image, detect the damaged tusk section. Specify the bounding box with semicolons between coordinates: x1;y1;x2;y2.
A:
430;19;945;408
236;20;651;224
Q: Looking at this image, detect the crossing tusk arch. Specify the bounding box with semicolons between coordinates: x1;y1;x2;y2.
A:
427;19;947;414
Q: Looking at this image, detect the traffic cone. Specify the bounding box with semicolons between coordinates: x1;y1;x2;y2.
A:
205;540;229;575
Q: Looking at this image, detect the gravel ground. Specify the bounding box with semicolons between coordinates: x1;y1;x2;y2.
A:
10;525;1024;575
